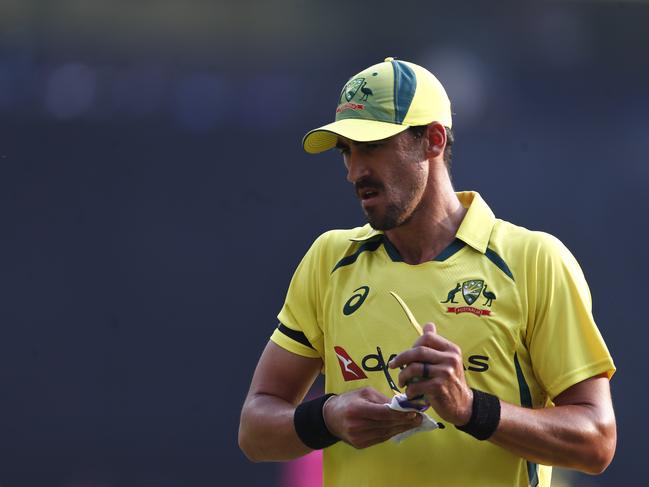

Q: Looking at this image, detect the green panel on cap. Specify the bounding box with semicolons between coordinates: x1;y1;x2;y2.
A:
391;60;417;124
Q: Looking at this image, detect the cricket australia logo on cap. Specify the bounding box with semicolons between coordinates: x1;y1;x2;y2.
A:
336;77;375;115
441;279;496;317
342;78;366;102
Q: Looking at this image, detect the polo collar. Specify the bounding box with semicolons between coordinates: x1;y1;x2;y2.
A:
349;227;382;242
454;191;495;254
349;191;496;254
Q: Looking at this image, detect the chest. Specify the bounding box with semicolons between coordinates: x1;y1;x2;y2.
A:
321;248;523;394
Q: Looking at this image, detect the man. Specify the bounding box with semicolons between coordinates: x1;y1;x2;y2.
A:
238;57;616;486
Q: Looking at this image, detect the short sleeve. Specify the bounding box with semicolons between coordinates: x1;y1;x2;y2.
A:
270;233;329;359
526;233;615;399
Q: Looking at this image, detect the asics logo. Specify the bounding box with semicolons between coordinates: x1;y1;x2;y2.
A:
343;286;370;315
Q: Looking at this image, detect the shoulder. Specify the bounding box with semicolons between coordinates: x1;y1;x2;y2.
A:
489;219;585;286
302;224;377;271
310;224;375;250
492;219;567;253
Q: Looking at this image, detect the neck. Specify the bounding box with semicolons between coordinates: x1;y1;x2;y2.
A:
384;166;466;265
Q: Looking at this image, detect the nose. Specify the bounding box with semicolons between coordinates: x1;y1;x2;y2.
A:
345;148;371;184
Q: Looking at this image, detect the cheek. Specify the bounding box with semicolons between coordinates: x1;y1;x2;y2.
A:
385;171;425;207
409;175;428;203
401;166;427;194
411;162;429;190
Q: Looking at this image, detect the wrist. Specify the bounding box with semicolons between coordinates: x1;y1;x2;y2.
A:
455;388;501;440
322;393;338;437
294;393;340;450
456;387;474;426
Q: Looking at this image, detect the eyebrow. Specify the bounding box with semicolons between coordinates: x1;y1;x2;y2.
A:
335;141;349;150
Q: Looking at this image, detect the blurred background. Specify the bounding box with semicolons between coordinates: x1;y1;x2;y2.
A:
0;0;646;485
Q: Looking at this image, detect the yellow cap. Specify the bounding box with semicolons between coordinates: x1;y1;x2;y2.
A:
303;58;452;154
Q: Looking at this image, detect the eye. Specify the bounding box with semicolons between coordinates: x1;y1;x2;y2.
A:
336;146;350;156
363;143;382;151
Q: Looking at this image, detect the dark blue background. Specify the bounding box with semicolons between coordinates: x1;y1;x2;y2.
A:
0;1;645;485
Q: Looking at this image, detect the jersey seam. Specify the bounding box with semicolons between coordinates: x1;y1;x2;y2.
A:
545;358;614;399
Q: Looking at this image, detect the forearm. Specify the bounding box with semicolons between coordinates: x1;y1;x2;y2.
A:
489;400;616;474
238;392;312;462
391;326;616;475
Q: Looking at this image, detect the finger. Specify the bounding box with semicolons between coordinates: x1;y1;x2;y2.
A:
397;361;438;388
359;402;421;422
404;378;439;400
351;430;397;449
409;323;437;349
347;415;422;448
385;417;423;440
375;415;423;439
380;410;423;427
352;410;422;430
411;327;456;352
389;346;447;370
364;407;421;423
358;387;392;404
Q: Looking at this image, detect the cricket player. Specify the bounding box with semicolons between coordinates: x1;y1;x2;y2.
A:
238;57;616;486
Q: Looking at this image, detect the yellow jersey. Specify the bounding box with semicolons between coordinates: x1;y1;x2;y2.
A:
270;191;615;487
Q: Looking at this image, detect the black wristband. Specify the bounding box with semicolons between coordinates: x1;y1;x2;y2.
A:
455;388;501;440
293;393;339;450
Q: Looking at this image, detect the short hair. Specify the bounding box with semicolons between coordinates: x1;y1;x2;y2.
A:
408;125;454;170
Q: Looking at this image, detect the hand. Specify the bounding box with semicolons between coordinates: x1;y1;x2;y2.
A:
389;323;473;426
322;387;422;449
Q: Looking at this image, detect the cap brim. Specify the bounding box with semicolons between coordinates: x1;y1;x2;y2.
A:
302;118;410;154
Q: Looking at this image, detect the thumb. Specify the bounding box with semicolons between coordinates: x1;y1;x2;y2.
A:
359;387;391;404
423;322;437;334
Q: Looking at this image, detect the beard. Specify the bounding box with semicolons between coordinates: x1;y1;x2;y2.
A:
365;202;408;230
355;163;426;231
364;185;422;230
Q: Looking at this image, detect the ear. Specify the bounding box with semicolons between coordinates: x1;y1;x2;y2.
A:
423;122;447;160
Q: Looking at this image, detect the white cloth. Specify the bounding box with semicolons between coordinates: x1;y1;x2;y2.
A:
385;393;440;443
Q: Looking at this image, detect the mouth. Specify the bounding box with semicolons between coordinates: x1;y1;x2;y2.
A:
359;189;382;210
355;179;384;209
360;189;380;201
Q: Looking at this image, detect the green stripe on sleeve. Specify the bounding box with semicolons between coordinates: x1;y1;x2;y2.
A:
514;353;539;487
